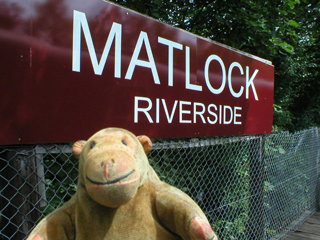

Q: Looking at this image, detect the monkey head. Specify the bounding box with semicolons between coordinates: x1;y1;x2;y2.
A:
72;128;152;208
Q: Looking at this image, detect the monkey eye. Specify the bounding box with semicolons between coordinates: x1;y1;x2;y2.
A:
121;139;128;146
90;142;96;148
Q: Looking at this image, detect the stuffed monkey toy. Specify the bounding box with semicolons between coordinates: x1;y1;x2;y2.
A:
27;128;218;240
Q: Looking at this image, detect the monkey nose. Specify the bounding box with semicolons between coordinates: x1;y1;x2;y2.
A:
102;160;114;180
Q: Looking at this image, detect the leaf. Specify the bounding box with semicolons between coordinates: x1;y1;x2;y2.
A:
288;20;299;28
278;146;286;154
280;42;295;54
288;0;300;9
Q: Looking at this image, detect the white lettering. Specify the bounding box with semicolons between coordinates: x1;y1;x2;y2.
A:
219;105;222;124
125;31;160;84
158;37;183;87
185;46;202;91
207;104;218;124
193;102;206;123
156;98;160;123
246;67;259;100
228;62;244;98
223;105;233;124
179;101;192;123
234;106;242;125
204;55;226;95
73;13;261;104
134;96;154;123
72;10;122;77
162;99;178;123
134;96;242;125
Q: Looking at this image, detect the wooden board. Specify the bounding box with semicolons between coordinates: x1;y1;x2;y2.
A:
286;212;320;240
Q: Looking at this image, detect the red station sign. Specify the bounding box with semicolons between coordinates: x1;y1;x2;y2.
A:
0;0;274;145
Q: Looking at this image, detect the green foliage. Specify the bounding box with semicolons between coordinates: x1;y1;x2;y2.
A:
149;140;252;239
263;132;316;238
41;153;78;215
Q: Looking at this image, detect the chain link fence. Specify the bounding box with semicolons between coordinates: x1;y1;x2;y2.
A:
0;128;319;240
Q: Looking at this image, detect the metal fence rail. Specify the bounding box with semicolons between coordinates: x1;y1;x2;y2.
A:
0;128;319;240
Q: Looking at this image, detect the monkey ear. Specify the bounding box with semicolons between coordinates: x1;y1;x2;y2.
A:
137;135;152;155
72;140;87;159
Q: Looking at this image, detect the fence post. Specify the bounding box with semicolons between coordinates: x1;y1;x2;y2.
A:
315;128;320;211
248;136;265;239
1;147;44;239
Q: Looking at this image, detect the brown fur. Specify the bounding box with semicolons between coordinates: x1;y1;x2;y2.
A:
27;128;218;240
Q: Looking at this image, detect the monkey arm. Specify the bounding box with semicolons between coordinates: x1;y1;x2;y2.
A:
26;201;75;240
155;184;218;240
